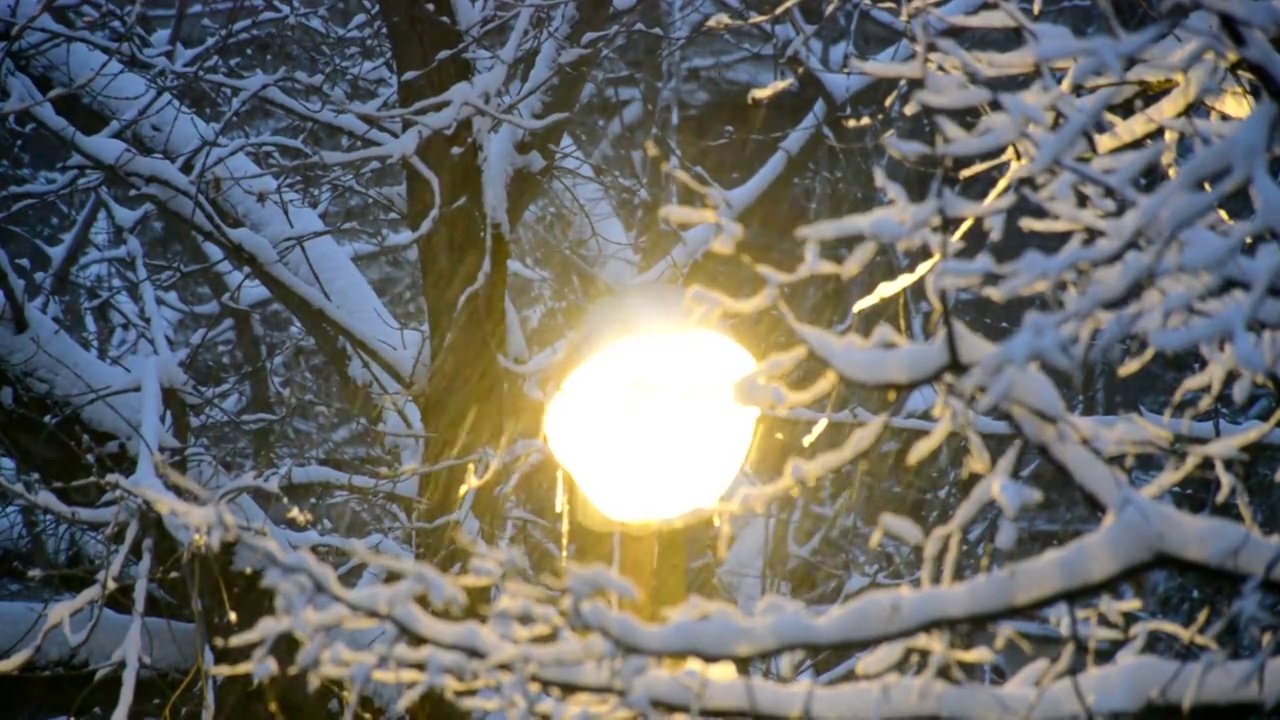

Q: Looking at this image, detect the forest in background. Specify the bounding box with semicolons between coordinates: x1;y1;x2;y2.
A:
3;0;1280;717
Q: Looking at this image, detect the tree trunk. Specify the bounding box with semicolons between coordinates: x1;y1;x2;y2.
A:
376;0;510;563
376;0;613;564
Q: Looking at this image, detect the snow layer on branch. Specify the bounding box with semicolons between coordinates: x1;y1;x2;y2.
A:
580;507;1152;659
809;0;986;105
635;101;827;284
628;654;1280;717
573;297;1280;662
275;464;417;499
0;293;161;450
0;601;197;672
556;136;639;287
5;0;426;468
4;0;426;389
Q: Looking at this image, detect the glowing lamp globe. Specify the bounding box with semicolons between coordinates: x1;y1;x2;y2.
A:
543;312;760;529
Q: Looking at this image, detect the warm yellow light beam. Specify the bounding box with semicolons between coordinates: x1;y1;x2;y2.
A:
542;328;760;526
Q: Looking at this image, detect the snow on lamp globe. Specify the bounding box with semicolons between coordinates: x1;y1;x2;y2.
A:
542;284;761;531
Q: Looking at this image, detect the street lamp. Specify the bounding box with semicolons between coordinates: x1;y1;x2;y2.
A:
542;285;760;532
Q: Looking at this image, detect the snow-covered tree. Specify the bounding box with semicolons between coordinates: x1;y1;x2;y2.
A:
2;0;1280;716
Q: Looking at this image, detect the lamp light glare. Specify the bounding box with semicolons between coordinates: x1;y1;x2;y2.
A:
542;328;760;526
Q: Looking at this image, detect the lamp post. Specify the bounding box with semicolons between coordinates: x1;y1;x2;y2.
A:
542;285;760;617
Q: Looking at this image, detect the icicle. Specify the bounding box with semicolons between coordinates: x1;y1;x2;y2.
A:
557;468;569;569
611;530;622;610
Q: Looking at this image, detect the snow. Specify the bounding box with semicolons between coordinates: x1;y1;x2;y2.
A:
5;0;1280;716
5;0;427;467
871;512;925;548
272;465;418;500
579;506;1150;659
794;196;940;245
481;124;519;236
573;319;1280;661
5;19;421;376
627;654;1280;717
913;71;995;111
0;286;157;450
716;513;767;611
1094;58;1221;154
0;600;197;672
110;534;154;720
785;322;952;388
557;136;639;287
634;100;829;285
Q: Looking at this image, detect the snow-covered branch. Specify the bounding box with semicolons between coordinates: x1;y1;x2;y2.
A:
0;601;197;672
628;653;1280;718
3;0;426;465
4;0;1280;717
